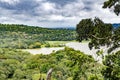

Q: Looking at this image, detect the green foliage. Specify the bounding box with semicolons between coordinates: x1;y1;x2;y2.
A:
76;17;120;53
29;42;42;48
46;41;71;47
0;47;103;80
76;18;94;42
0;24;76;49
76;17;113;50
88;74;102;80
102;51;120;80
0;48;32;80
103;0;120;15
76;17;120;80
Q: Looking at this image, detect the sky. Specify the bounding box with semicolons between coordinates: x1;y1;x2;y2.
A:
0;0;119;28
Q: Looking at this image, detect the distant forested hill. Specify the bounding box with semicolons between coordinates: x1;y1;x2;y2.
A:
0;24;76;49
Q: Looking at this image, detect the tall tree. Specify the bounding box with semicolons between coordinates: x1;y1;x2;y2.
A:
103;0;120;15
76;17;113;50
76;17;120;80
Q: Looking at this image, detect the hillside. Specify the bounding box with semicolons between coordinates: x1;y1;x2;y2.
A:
0;47;104;80
0;24;76;49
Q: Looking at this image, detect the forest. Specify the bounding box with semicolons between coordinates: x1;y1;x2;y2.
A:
0;24;76;49
0;0;120;80
0;47;103;80
0;19;120;80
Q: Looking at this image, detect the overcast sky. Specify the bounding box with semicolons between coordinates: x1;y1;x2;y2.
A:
0;0;119;28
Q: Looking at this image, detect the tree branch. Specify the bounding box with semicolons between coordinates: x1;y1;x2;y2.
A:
90;34;110;40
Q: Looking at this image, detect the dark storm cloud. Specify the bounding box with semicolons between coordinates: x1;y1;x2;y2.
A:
0;0;39;16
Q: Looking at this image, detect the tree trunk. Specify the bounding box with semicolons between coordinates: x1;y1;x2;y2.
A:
46;68;53;80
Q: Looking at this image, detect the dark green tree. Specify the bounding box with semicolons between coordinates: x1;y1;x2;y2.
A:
76;17;113;50
102;51;120;80
103;0;120;15
76;17;120;80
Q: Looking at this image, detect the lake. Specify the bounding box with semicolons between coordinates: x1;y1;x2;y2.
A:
23;42;120;63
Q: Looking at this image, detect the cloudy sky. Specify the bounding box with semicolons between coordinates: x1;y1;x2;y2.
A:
0;0;119;28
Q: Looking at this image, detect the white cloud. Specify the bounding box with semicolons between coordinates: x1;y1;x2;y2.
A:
41;2;56;11
49;15;64;21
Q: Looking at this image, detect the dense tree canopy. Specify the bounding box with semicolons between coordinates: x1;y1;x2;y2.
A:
102;51;120;80
0;48;103;80
102;1;120;79
0;24;76;49
76;17;114;51
103;0;120;15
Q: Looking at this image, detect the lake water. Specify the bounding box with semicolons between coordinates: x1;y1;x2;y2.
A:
23;42;120;63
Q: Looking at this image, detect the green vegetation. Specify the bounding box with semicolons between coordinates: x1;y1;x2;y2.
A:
76;17;120;53
102;51;120;80
76;17;120;79
0;24;76;49
0;48;104;80
103;0;120;16
0;1;120;80
46;41;76;47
